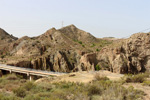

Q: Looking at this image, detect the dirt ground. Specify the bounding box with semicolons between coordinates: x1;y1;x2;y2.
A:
36;70;124;83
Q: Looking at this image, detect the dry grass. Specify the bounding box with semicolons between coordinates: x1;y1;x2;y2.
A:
94;73;109;81
0;73;146;100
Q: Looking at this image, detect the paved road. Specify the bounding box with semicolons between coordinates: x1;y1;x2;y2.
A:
0;64;66;77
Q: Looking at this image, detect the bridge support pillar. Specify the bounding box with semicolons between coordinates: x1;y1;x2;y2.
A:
27;73;32;81
29;75;34;81
29;76;32;81
27;73;29;76
9;70;12;74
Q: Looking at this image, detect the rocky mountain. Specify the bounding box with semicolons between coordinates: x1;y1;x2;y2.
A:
0;28;18;56
1;25;149;74
58;25;97;43
0;25;111;73
96;33;150;74
0;28;17;44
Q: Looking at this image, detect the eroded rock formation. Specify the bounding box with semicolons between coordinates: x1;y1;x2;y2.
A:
97;33;150;74
1;25;150;74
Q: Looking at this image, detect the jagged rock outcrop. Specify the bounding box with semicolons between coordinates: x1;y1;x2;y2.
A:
78;53;97;71
1;25;104;72
97;33;150;74
10;32;150;74
7;50;80;72
5;25;150;74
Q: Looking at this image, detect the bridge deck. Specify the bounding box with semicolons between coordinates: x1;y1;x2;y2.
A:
0;64;66;77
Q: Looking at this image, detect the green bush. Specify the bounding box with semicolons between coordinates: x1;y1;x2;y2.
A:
78;41;82;44
82;44;85;47
13;87;26;98
96;48;100;51
24;95;41;100
0;93;20;100
6;74;18;80
125;73;148;83
23;81;35;91
91;43;96;47
142;80;150;86
95;65;101;71
88;85;102;95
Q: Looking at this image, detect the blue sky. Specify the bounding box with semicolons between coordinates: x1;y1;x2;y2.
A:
0;0;150;38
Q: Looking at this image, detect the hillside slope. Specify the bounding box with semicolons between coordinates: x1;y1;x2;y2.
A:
1;25;150;74
0;28;17;44
0;25;112;72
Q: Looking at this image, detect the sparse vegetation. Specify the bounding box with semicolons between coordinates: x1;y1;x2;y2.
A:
0;74;145;100
13;87;26;98
0;55;5;59
125;73;150;83
82;44;85;47
99;39;112;47
96;48;100;51
91;43;96;47
95;64;101;71
78;41;82;44
94;73;109;81
142;80;150;86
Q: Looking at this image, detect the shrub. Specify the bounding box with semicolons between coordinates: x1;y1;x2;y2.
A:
0;93;21;100
24;95;41;100
125;73;148;83
94;73;109;81
88;85;102;95
91;43;96;47
13;87;26;98
0;55;5;59
23;81;35;91
82;44;85;47
6;74;18;80
96;48;100;51
78;41;82;44
36;82;52;91
95;65;101;71
142;80;150;86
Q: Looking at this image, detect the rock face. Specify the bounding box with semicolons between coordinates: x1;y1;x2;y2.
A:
97;33;150;74
78;53;97;71
1;25;150;74
1;25;104;73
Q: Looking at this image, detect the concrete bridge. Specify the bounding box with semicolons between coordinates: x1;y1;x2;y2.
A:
0;64;66;81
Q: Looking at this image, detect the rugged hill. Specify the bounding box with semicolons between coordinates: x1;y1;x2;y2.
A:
2;25;150;74
58;24;97;43
0;28;17;44
0;28;17;56
4;25;150;74
96;33;150;74
0;25;112;72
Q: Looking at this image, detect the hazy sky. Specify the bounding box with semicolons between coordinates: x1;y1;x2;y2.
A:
0;0;150;38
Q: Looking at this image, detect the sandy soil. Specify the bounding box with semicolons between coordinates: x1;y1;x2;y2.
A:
36;70;124;83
